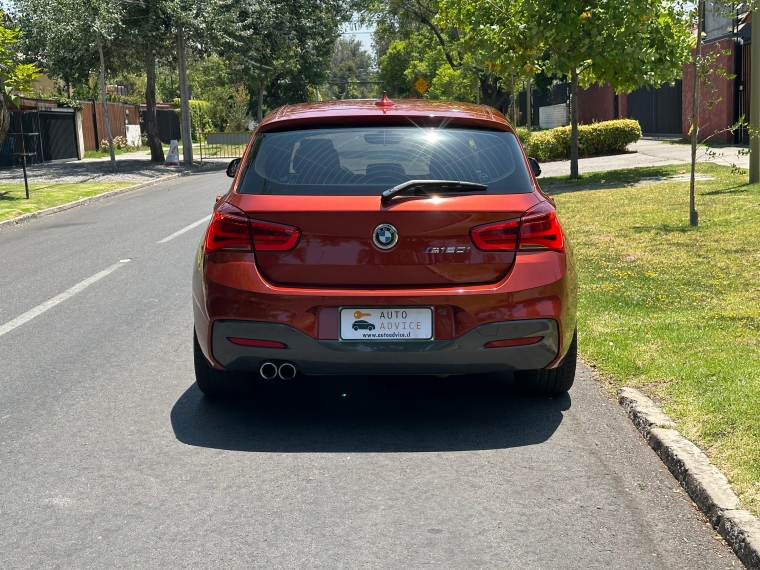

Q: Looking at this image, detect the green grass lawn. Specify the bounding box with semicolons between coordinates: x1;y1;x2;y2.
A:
83;146;151;159
0;182;133;222
543;163;760;516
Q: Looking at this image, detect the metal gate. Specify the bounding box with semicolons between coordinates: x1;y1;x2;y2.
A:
627;81;682;136
140;108;181;144
734;43;750;144
200;132;252;160
39;108;78;160
0;110;44;169
0;108;79;169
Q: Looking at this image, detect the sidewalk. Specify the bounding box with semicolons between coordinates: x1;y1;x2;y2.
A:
0;154;223;185
540;138;750;178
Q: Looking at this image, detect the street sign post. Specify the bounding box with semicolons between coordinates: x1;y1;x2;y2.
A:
414;77;429;95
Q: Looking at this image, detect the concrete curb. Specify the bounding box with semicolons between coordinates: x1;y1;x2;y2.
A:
0;163;226;232
618;387;760;569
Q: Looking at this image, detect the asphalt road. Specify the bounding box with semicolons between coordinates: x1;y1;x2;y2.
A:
0;171;743;569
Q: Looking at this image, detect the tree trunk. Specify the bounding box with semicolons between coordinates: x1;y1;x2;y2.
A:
177;23;193;165
570;67;579;179
257;81;263;123
144;44;164;163
0;76;10;144
511;76;517;125
689;1;703;226
526;78;532;130
98;37;115;173
479;75;508;111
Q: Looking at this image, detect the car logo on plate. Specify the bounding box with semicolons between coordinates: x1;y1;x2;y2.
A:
373;223;398;250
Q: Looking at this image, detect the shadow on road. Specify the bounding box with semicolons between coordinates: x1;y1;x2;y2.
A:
170;374;570;453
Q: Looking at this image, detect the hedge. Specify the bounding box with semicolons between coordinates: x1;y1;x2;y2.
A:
514;127;532;147
173;99;212;142
520;119;642;162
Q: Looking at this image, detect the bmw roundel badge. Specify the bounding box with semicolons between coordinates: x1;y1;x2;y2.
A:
372;223;398;250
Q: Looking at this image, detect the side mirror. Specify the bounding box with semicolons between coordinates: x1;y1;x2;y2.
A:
528;157;541;178
226;158;241;178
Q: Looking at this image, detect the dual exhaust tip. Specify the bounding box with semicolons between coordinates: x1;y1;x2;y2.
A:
260;361;297;380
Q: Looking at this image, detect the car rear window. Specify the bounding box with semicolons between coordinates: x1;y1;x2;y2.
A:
236;127;534;195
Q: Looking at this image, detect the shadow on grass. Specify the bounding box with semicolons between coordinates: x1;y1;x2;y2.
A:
631;224;697;234
701;185;749;196
541;166;678;195
171;374;570;453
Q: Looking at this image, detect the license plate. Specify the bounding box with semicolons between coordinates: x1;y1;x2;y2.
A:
339;307;434;341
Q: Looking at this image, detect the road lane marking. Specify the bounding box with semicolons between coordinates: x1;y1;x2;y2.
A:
157;216;209;243
0;260;130;339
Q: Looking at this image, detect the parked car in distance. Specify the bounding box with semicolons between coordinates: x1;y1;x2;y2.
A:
193;95;577;395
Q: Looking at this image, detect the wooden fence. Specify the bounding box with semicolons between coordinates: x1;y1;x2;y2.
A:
81;101;140;151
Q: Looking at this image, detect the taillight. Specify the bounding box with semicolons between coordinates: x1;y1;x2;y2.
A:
204;204;301;254
519;202;565;252
470;218;520;251
469;202;565;253
205;203;252;253
251;220;300;251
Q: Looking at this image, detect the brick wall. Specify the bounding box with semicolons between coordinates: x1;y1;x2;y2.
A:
578;84;617;124
681;38;735;142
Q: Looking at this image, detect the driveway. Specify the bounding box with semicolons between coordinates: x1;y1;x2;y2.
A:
540;138;750;178
0;172;742;568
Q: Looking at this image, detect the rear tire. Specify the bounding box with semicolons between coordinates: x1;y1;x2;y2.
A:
514;330;577;396
193;330;241;397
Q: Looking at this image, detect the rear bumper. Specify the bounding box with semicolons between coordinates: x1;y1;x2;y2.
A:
193;248;578;371
212;319;559;375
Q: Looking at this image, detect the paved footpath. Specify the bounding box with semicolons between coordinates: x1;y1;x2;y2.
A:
540;138;749;178
0;150;223;185
0;171;744;568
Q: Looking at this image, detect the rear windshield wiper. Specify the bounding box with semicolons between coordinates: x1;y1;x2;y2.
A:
381;180;488;205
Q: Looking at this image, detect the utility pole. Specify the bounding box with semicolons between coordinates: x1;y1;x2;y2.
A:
750;9;760;183
177;23;193;166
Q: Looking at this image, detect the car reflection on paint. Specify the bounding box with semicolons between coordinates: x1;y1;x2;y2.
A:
352;320;375;331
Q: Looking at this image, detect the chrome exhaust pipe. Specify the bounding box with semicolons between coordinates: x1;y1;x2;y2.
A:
278;362;297;380
259;361;278;380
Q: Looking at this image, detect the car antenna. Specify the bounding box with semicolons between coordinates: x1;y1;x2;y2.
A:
375;92;394;109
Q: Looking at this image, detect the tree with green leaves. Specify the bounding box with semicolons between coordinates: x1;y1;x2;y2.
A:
329;38;377;100
368;0;510;108
441;0;691;178
377;31;477;101
216;0;350;119
16;0;124;171
0;12;39;143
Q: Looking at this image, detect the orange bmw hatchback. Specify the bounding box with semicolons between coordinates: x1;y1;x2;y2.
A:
192;96;577;396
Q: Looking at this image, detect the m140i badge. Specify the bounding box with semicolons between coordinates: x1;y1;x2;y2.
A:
426;246;471;253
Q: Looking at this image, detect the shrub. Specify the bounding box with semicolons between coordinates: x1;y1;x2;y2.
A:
526;119;642;162
173;99;212;141
514;127;532;147
99;136;134;152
